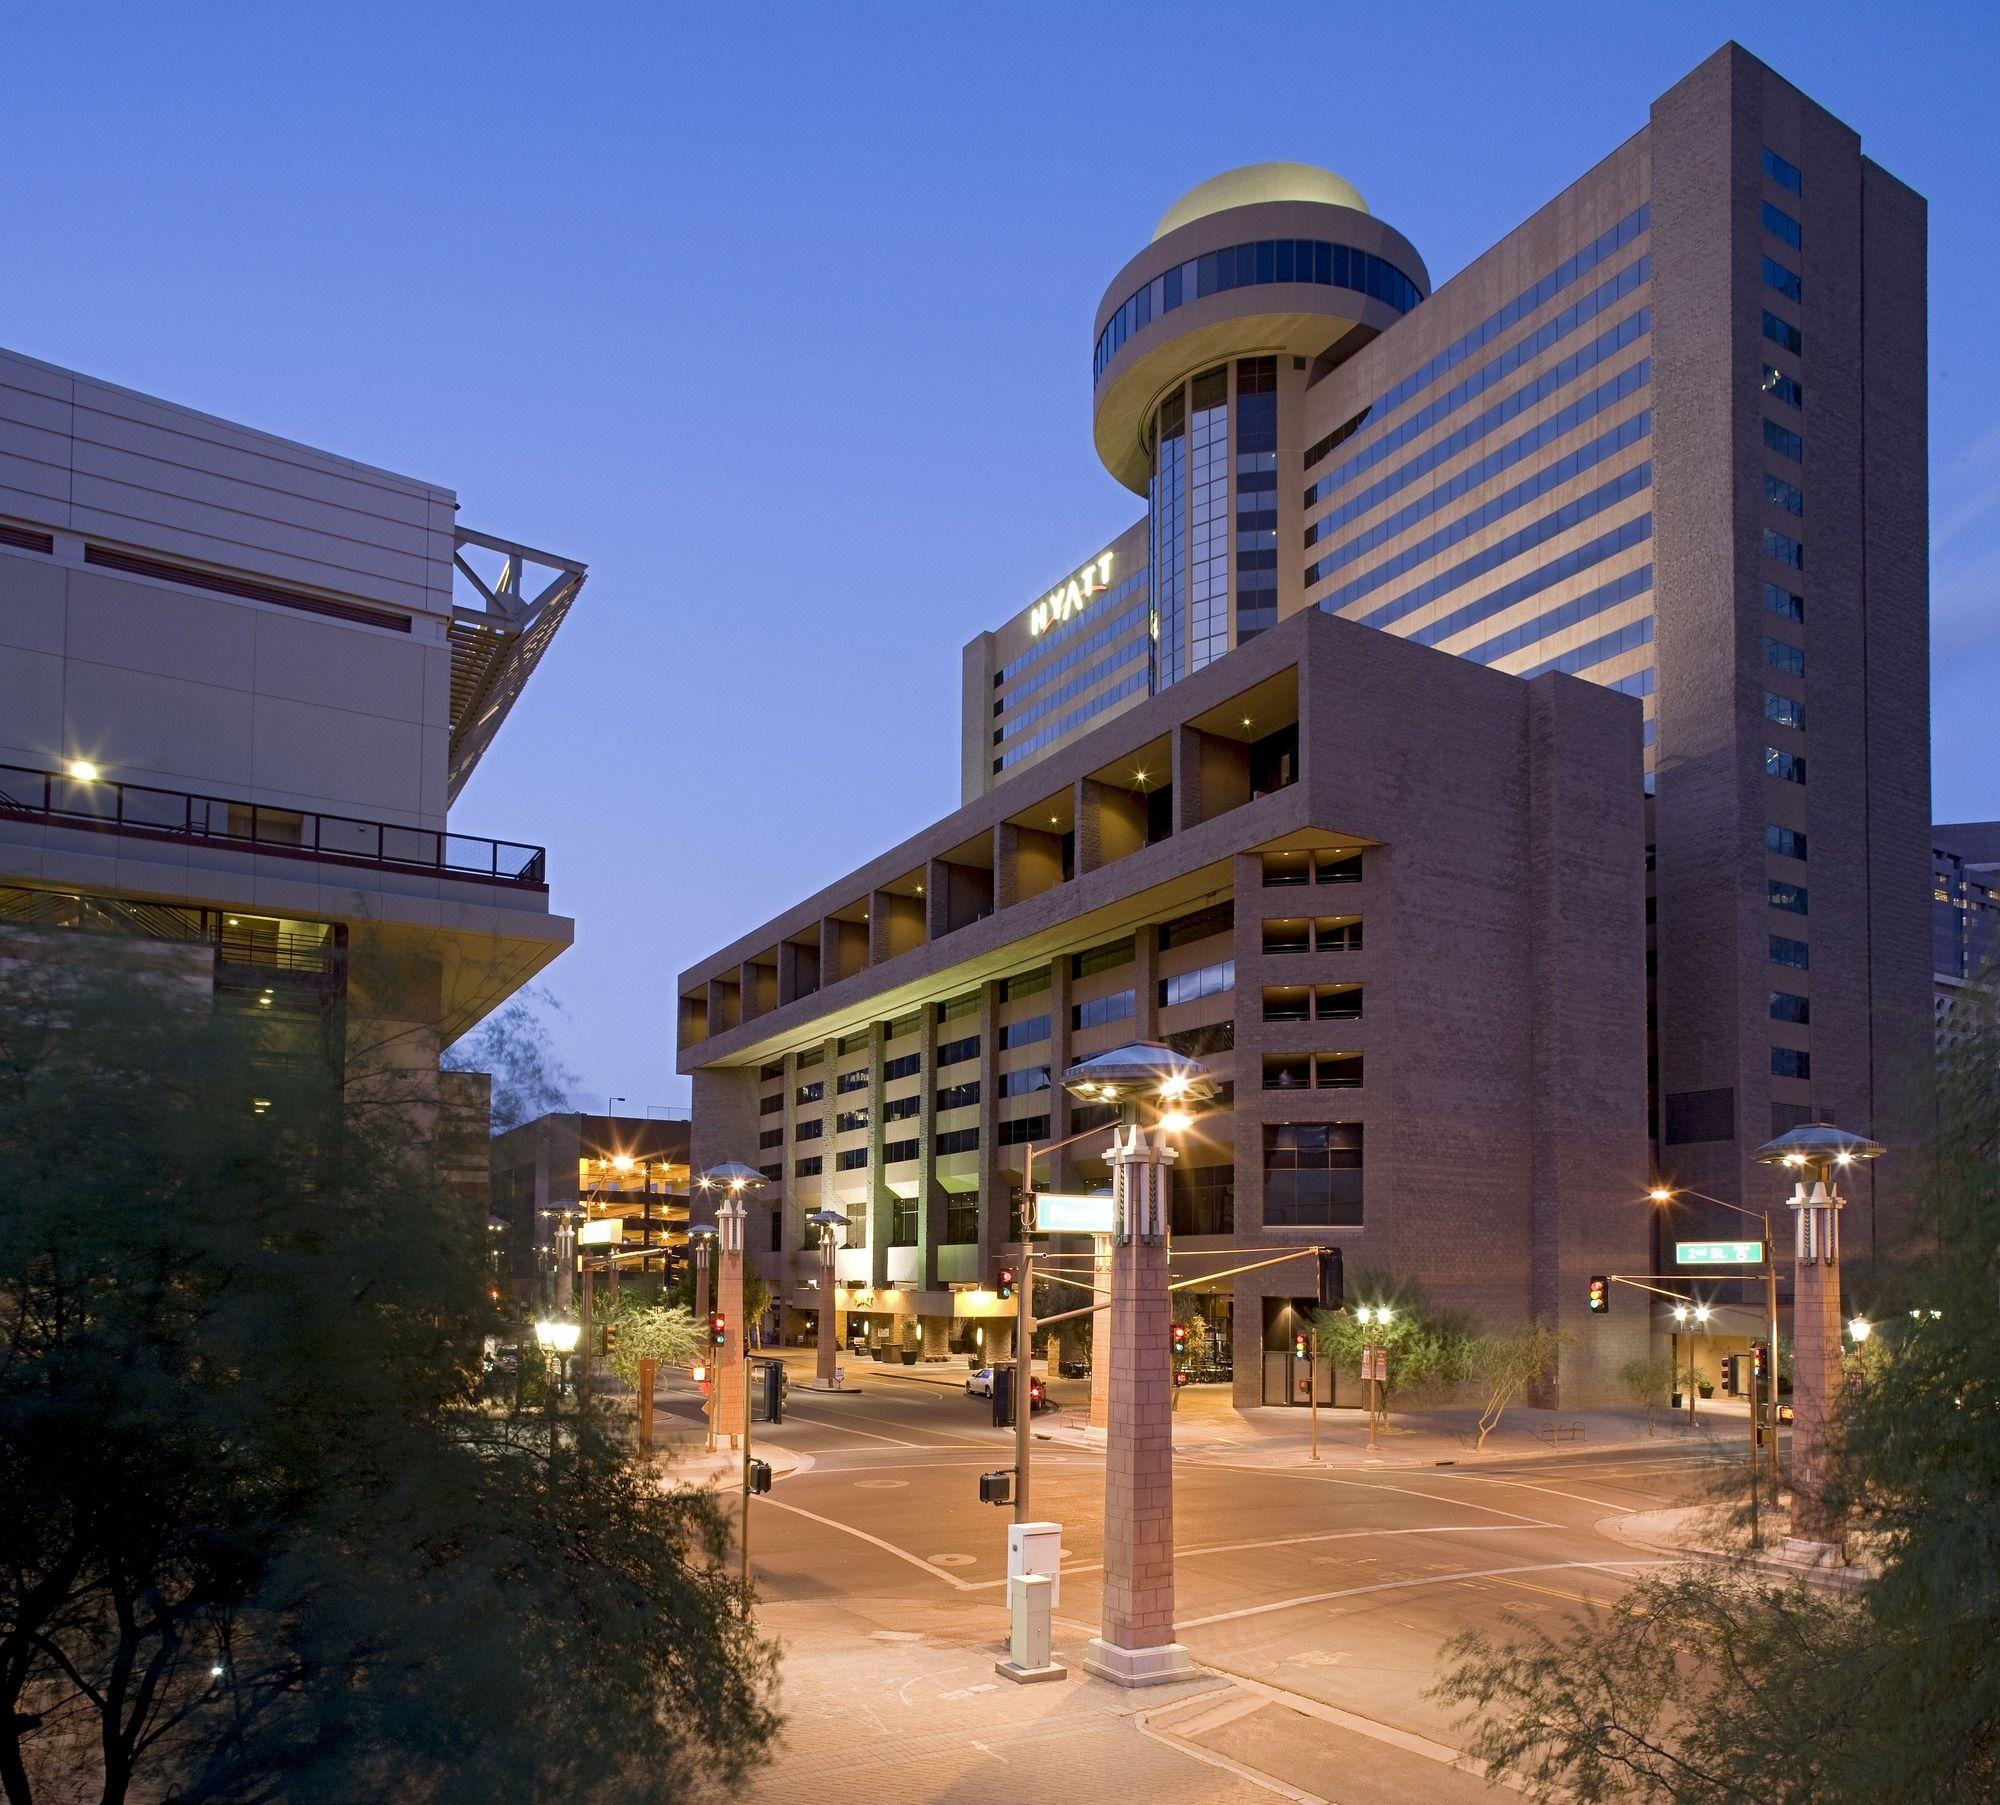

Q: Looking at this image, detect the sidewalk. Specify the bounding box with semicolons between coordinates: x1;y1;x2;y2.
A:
649;1435;810;1492
1600;1504;1877;1591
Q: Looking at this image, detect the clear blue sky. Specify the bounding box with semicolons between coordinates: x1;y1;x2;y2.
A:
6;1;1995;1111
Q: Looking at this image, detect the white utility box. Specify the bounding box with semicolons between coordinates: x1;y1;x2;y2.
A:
1007;1519;1062;1608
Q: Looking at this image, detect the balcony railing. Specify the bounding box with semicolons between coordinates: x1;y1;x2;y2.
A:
0;764;547;889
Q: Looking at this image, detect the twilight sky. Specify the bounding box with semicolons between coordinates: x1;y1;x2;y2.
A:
6;0;1995;1112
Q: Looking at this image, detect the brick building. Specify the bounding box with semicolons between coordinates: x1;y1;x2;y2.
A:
678;43;1931;1402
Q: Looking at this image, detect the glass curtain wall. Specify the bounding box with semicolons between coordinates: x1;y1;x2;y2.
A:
1188;366;1231;673
1150;389;1188;689
1235;358;1279;641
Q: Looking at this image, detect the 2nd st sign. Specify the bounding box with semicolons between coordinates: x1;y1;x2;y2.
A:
1676;1240;1763;1265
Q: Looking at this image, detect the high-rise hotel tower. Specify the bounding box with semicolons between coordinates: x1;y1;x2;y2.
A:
683;44;1930;1400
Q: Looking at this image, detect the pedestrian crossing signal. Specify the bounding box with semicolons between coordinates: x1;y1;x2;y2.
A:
1587;1276;1609;1314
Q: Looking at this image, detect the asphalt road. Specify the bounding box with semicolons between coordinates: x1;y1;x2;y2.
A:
653;1360;1730;1801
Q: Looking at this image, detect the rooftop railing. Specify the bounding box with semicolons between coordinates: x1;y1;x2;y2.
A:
0;764;547;889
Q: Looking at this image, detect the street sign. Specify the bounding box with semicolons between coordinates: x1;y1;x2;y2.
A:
1677;1240;1762;1265
1032;1192;1115;1235
577;1217;625;1245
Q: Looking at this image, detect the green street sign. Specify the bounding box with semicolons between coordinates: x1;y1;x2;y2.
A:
1677;1240;1763;1266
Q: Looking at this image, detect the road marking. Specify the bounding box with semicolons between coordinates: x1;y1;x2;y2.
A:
756;1496;978;1590
779;1410;924;1448
1463;1574;1603;1608
790;1403;1004;1446
1176;1558;1666;1629
853;1479;910;1489
928;1553;976;1568
1199;1464;1550;1525
968;1739;1008;1764
1436;1473;1637;1513
1139;1691;1325;1804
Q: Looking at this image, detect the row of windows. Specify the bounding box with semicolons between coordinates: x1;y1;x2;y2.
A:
795;1116;823;1141
1001;967;1050;1001
1763;255;1801;303
1265;1053;1363;1090
1772;933;1810;970
1763;146;1803;194
1763;201;1802;251
835;1147;867;1172
836;1107;868;1132
936;992;979;1024
1263;851;1363;886
884;1050;921;1081
998;1012;1050;1050
994;570;1149;687
995;590;1148;711
1263;985;1363;1021
993;635;1149;745
1762;309;1803;356
1308;411;1651;593
1306;203;1649;472
1767;747;1806;784
936;1080;979;1111
1305;263;1651;508
1764;525;1804;570
1772;1047;1811;1080
1770;879;1809;915
997;1065;1050;1097
1765;472;1803;517
1073;936;1134;977
1765;690;1805;730
1342;462;1653;632
1305;359;1649;553
837;1066;868;1094
997;1114;1049;1148
1161;899;1234;947
796;1079;824;1105
1094;236;1425;381
1460;563;1654;668
760;1091;783;1116
1263;918;1361;954
938;1033;979;1067
1764;418;1803;462
1765;580;1805;622
1264;1123;1364;1226
884;1093;921;1122
1763;365;1802;408
993;668;1148;772
1160;958;1235;1008
1765;636;1806;677
1400;512;1653;657
1771;989;1810;1024
1518;615;1655;682
1072;989;1136;1032
1767;823;1809;860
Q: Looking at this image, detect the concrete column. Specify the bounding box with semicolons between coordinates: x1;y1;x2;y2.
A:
717;1217;746;1452
993;822;1021;911
985;1317;1015;1364
814;1236;839;1386
1089;1233;1112;1430
1083;1130;1194;1687
1788;1177;1849;1545
921;1314;950;1361
1170;724;1204;834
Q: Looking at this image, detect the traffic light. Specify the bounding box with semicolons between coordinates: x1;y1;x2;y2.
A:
602;1322;619;1355
1751;1340;1767;1380
1293;1331;1310;1362
1587;1276;1609;1314
1171;1322;1189;1354
1316;1247;1344;1312
979;1469;1015;1506
996;1266;1016;1301
709;1310;727;1347
748;1459;773;1495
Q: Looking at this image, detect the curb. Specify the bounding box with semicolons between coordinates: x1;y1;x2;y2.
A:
1596;1507;1873;1591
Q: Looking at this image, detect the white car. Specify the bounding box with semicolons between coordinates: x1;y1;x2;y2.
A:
965;1366;996;1397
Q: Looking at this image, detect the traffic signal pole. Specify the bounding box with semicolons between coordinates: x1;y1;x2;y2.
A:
1015;1247;1034;1523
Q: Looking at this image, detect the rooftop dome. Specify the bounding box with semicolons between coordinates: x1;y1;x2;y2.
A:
1152;163;1370;241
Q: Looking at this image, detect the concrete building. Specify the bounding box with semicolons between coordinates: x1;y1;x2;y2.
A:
490;1112;691;1301
1932;821;2000;1053
679;43;1932;1401
0;345;580;1125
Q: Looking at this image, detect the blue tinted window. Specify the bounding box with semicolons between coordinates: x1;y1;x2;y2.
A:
1761;147;1803;194
1763;528;1805;571
1771;934;1810;969
1764;473;1804;517
1767;824;1808;859
1764;419;1803;462
1762;202;1802;249
1762;311;1803;355
1763;366;1803;408
1765;747;1806;784
1771;1047;1810;1079
1764;637;1806;677
1763;581;1804;622
1765;690;1805;730
1763;256;1801;302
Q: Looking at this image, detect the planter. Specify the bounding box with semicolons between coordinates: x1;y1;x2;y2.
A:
1698;1383;1715;1399
1670;1392;1684;1409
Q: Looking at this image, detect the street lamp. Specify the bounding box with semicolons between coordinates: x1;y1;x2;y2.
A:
687;1222;717;1321
533;1315;582;1463
697;1163;766;1453
1847;1315;1872;1344
806;1208;850;1390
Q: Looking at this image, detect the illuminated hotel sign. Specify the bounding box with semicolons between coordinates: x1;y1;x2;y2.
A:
1028;552;1114;637
1031;1192;1116;1235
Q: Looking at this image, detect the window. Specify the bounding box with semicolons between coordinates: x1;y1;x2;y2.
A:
1762;255;1801;302
1317;918;1363;951
1071;990;1136;1032
1766;747;1806;784
796;1080;824;1106
1263;987;1311;1023
1761;146;1803;193
1762;201;1802;248
1069;1102;1118;1135
1263;1122;1364;1226
834;1147;868;1172
936;992;979;1024
1765;691;1805;730
996;1115;1050;1148
1071;937;1135;978
1315;985;1363;1020
886;1012;921;1041
1166;1020;1235;1057
1764;473;1803;517
796;1049;822;1071
1771;991;1811;1024
937;1033;980;1067
1764;419;1803;462
1764;637;1806;677
945;1195;979;1244
1762;310;1803;356
1762;366;1802;408
835;1108;869;1133
1770;880;1809;915
1771;934;1811;970
758;1126;782;1150
759;1092;783;1116
936;1127;980;1155
1161;900;1234;948
1262;853;1311;887
1264;1054;1311;1091
1160;959;1234;1008
1001;967;1051;1001
1172;1164;1235;1237
1767;824;1809;859
759;1162;782;1184
795;1117;824;1141
998;1013;1050;1050
836;1030;870;1056
1763;528;1804;570
1262;919;1311;954
883;1138;918;1164
890;1197;917;1246
1763;581;1804;622
1771;1047;1811;1080
997;1065;1050;1098
935;1080;979;1111
1318;1054;1363;1088
794;1155;822;1179
883;1093;921;1122
758;1059;784;1081
837;1067;869;1094
1317;852;1364;883
883;1050;922;1081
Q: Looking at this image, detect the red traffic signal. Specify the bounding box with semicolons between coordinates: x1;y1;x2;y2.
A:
1171;1322;1189;1352
1292;1331;1310;1361
1751;1340;1768;1378
709;1311;727;1347
996;1267;1016;1301
1587;1276;1609;1314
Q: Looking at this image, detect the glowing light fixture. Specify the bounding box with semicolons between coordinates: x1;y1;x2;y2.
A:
68;759;99;781
1847;1316;1871;1343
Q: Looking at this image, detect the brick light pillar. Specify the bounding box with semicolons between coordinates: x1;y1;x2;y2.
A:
716;1191;746;1451
921;1314;950;1361
806;1208;849;1388
1082;1121;1195;1687
1752;1124;1883;1554
1089;1233;1113;1430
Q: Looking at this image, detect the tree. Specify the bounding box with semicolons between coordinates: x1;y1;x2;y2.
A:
600;1300;701;1389
1310;1270;1479;1400
441;983;578;1131
1468;1323;1568;1449
665;1259;772;1345
1431;1000;2000;1801
1619;1351;1678;1433
0;947;778;1805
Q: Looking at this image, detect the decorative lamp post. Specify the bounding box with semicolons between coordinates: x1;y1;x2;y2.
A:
806;1209;850;1389
533;1315;582;1463
699;1163;765;1452
1061;1042;1212;1689
1752;1122;1884;1549
687;1222;717;1326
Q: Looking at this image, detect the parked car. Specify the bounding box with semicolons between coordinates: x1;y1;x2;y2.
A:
965;1367;1052;1410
